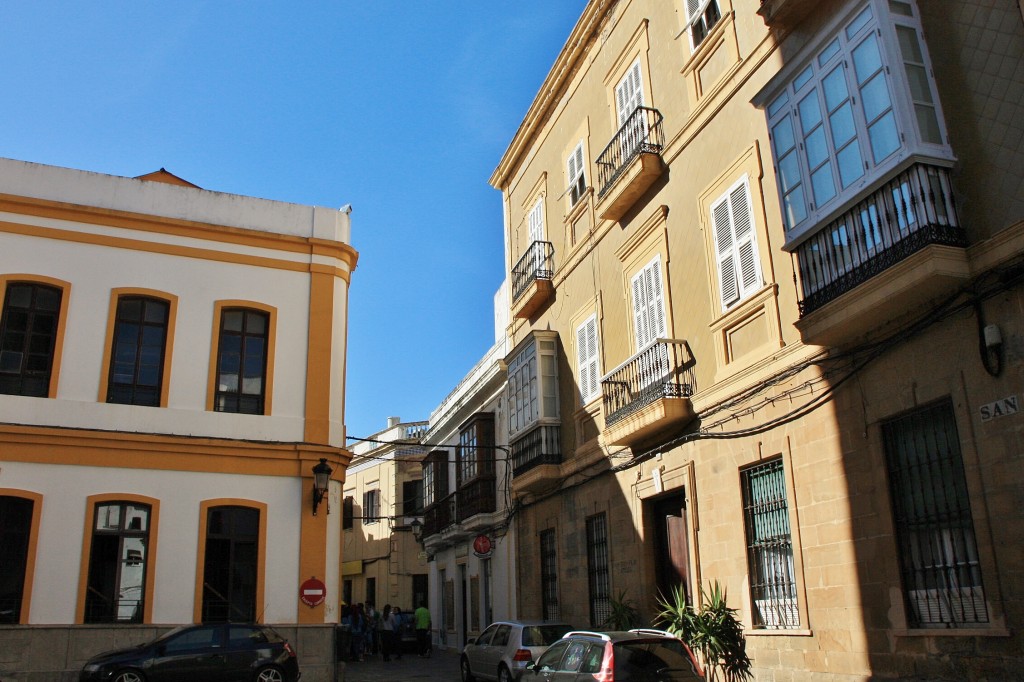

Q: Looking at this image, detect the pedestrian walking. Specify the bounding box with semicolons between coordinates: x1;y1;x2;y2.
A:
380;604;394;661
414;600;431;658
392;606;404;660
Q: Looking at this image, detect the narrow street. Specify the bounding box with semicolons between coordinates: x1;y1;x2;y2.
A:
338;648;461;682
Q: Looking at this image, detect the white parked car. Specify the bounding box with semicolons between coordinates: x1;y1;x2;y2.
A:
461;620;573;682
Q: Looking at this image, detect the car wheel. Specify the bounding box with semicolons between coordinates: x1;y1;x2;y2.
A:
460;656;476;682
498;664;514;682
255;665;285;682
112;671;145;682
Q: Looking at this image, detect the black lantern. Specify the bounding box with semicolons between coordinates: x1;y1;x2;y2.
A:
312;458;333;516
410;518;423;543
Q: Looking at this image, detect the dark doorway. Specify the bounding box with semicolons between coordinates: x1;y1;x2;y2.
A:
0;496;33;623
412;573;428;611
202;506;259;623
650;493;691;606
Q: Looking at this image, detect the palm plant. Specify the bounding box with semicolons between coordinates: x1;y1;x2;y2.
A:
656;581;752;682
602;589;642;630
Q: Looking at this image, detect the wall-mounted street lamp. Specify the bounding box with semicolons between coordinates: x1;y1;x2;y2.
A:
312;458;333;516
410;518;423;543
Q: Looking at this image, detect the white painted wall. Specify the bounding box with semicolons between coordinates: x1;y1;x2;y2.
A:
1;461;303;625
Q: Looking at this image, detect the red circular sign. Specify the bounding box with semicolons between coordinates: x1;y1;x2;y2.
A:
473;534;493;557
299;577;326;608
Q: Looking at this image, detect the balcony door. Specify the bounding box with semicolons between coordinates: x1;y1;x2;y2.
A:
616;60;646;158
631;256;669;390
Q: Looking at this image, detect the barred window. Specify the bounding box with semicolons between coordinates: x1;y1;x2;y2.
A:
741;458;799;629
540;529;559;621
883;400;988;628
586;513;611;627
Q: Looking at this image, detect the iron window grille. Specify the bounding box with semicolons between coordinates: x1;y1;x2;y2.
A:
540;529;560;621
586;513;611;627
741;458;800;629
883;400;988;628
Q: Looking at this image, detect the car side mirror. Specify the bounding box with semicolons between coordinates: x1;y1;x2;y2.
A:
467;637;476;645
525;662;536;671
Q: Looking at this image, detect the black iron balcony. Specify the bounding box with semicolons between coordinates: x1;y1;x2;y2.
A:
457;475;497;522
602;339;696;445
511;424;561;477
597;107;665;197
512;240;555;301
422;492;456;539
796;162;966;316
595;107;664;221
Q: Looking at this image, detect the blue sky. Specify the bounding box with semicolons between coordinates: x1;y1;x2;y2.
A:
0;2;587;440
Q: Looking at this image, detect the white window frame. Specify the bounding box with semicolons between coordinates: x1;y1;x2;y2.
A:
528;198;545;244
760;0;952;248
576;314;600;404
711;175;763;311
615;59;645;127
507;335;559;437
630;256;668;351
684;0;722;51
567;142;587;206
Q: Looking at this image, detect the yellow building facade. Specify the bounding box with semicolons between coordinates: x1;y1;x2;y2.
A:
491;1;1023;679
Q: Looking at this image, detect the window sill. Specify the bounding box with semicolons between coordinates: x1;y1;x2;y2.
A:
744;628;813;637
680;11;733;78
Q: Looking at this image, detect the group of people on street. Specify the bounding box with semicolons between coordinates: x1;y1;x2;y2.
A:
340;601;432;661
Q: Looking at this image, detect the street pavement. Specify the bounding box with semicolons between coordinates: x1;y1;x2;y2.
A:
338;647;461;682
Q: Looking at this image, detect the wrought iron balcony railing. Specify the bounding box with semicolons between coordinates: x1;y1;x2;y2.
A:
602;339;696;427
796;162;966;315
457;475;497;522
511;424;561;476
512;240;554;302
596;106;665;198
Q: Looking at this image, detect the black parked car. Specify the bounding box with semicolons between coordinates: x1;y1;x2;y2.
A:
79;623;300;682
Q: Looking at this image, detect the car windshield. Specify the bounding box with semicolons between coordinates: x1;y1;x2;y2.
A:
613;640;702;680
522;624;571;646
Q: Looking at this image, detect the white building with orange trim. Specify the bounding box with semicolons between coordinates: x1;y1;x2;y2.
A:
0;158;355;671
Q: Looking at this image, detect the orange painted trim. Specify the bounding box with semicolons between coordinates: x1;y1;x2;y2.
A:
0;489;43;624
0;194;359;272
0;274;72;398
75;493;161;624
0;423;351;476
205;301;278;415
303;272;334;445
0;213;358;278
96;288;179;407
193;499;268;624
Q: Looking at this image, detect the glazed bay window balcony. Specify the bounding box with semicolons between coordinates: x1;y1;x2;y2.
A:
759;0;969;345
456;475;497;531
795;162;966;329
602;339;697;447
510;423;562;496
512;240;555;319
596;106;665;222
422;492;456;540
